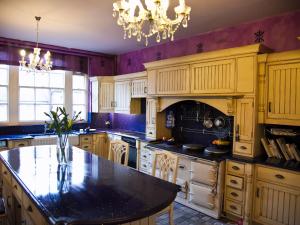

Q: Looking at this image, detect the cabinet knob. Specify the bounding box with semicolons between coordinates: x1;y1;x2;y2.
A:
235;124;240;141
230;179;238;184
27;205;33;212
232;166;240;170
14;184;18;190
239;146;247;150
268;102;272;113
230;192;238;197
275;174;285;179
144;86;148;94
178;165;185;169
229;205;237;210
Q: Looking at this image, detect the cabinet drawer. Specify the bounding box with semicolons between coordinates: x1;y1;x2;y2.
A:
1;165;11;185
234;142;252;155
226;175;243;190
226;187;243;202
8;140;31;148
12;177;22;201
234;142;252;156
22;192;47;225
225;200;242;216
256;165;300;188
80;144;93;152
227;161;245;175
80;135;93;144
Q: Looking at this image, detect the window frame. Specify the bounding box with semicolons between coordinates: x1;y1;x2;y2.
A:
0;65;89;125
72;74;88;121
0;65;9;122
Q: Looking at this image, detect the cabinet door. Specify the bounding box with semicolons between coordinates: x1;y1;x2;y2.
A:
191;59;235;94
156;65;190;95
267;63;300;121
114;81;131;113
100;82;114;112
236;98;254;141
91;79;99;113
146;99;157;138
254;181;300;225
132;78;147;98
93;134;108;158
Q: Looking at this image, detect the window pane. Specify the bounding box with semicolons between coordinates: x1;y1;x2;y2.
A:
73;90;86;104
0;68;8;85
73;75;86;89
0;105;7;122
35;72;49;87
19;70;34;86
50;72;65;88
51;105;63;112
20;88;35;103
19;104;35;121
73;105;86;121
0;87;7;103
36;105;50;121
51;89;64;104
35;89;50;104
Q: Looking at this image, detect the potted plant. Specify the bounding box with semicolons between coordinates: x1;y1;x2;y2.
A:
45;107;81;164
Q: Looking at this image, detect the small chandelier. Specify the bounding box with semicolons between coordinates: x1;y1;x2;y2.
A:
113;0;191;46
19;16;53;71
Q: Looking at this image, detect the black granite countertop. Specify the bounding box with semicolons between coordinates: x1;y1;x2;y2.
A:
147;142;300;172
0;146;180;225
0;134;34;141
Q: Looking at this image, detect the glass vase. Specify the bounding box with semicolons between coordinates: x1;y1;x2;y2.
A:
56;134;69;165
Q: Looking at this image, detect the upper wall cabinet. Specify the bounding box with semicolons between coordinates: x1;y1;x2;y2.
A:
90;77;114;113
131;78;147;98
258;50;300;126
145;44;266;97
191;59;235;94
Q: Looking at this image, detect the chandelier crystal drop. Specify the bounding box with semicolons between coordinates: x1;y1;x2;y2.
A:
113;0;191;46
19;16;53;71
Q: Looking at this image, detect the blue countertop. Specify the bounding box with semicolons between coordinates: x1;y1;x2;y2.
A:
0;145;179;225
0;134;34;141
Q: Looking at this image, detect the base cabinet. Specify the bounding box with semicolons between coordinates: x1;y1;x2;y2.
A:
254;165;300;225
254;181;300;225
79;133;108;159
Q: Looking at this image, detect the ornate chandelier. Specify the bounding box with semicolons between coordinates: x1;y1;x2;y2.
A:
19;16;53;71
113;0;191;46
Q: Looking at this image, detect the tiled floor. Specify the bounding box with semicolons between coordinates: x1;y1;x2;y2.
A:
156;203;230;225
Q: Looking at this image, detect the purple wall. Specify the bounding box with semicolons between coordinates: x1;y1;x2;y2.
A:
117;10;300;74
91;113;146;133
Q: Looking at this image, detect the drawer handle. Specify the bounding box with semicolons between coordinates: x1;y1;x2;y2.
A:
232;166;240;171
179;165;185;169
14;184;18;190
275;174;285;179
18;144;25;147
27;205;33;212
239;146;247;150
230;205;237;210
149;132;153;135
143;155;147;158
230;179;238;184
230;192;238;197
3;171;7;175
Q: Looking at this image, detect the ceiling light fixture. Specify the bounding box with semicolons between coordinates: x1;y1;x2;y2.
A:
19;16;53;71
113;0;191;46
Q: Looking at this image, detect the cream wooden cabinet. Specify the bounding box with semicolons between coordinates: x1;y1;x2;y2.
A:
90;77;114;113
132;78;147;98
254;165;300;225
146;98;171;139
93;133;108;158
224;160;254;225
115;80;141;114
258;50;300;126
7;139;31;148
191;59;235;94
156;65;190;95
266;63;300;124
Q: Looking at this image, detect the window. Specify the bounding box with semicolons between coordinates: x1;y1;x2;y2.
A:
72;75;87;121
0;65;9;122
19;70;65;121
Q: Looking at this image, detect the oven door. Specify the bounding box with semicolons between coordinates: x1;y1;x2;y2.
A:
128;145;137;169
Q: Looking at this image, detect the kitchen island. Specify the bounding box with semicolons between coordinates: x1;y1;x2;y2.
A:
0;145;180;225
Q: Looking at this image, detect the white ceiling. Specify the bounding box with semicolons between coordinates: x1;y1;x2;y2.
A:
0;0;299;55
